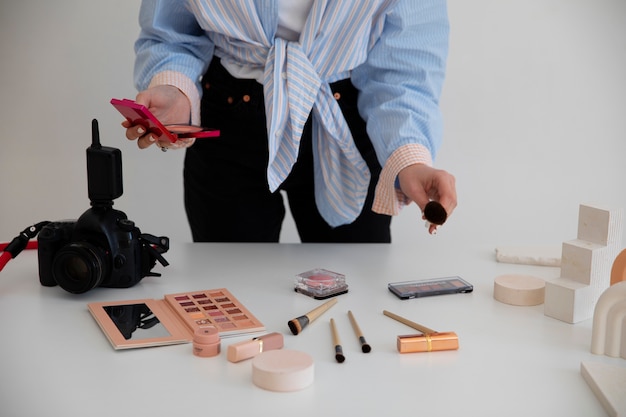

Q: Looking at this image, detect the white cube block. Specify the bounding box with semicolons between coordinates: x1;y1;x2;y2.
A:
544;278;598;323
577;204;623;245
544;204;624;324
561;241;614;287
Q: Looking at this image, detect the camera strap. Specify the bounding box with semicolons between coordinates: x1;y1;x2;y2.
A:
1;223;171;276
139;233;170;276
0;222;50;272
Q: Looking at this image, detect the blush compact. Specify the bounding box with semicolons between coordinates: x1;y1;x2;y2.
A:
294;268;348;299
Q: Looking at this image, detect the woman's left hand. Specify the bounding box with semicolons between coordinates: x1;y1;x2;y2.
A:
397;163;457;234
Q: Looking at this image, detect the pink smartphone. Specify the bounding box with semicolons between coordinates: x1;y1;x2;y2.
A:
111;98;220;143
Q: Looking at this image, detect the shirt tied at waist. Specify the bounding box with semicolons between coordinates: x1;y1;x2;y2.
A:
263;37;370;227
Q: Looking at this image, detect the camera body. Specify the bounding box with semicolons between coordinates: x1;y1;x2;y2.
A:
38;208;154;293
37;120;168;294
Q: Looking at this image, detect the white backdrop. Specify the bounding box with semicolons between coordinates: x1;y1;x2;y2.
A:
1;1;625;251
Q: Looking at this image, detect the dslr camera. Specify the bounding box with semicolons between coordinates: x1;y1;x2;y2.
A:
37;120;169;294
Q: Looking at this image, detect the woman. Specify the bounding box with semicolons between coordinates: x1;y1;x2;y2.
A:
123;0;457;242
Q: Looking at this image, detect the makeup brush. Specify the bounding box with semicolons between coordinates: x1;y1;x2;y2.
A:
348;310;371;353
423;201;447;225
383;310;459;353
382;310;436;334
288;298;338;335
330;318;345;363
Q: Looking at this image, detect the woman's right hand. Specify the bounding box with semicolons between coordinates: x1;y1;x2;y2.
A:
123;85;192;150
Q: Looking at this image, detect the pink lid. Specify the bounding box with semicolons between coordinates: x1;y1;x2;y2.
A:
193;326;219;344
193;327;220;357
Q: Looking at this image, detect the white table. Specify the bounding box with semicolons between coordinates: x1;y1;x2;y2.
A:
0;242;621;416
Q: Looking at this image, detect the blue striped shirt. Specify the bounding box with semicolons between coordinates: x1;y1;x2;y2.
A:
135;0;449;227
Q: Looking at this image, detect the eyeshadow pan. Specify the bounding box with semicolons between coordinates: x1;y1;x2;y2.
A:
163;288;266;338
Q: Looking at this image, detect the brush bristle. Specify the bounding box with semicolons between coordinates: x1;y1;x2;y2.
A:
335;345;346;363
288;316;309;335
288;319;301;335
424;201;447;225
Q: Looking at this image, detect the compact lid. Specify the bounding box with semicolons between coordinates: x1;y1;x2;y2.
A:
193;326;220;344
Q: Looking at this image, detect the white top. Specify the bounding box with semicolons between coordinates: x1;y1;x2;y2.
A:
222;0;314;81
276;0;314;41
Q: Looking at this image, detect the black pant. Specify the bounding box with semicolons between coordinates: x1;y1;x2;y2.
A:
184;58;391;243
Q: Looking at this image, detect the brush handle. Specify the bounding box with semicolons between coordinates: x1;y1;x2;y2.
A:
348;310;372;353
347;310;364;338
383;310;436;334
330;318;341;346
304;298;338;322
330;318;345;363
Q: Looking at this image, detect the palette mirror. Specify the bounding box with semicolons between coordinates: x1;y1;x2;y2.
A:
103;303;171;341
89;299;191;349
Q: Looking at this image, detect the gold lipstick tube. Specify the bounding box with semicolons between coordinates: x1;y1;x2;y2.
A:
397;332;459;353
227;332;284;363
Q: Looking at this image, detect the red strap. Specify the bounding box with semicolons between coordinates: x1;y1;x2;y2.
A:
0;251;12;272
0;240;38;251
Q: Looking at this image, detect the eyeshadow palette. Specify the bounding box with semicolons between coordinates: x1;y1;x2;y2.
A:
88;288;265;349
388;276;473;300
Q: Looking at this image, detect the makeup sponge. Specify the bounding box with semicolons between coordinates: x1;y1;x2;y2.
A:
252;350;314;392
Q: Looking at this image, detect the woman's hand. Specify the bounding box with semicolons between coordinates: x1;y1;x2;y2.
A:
123;85;191;150
397;163;457;234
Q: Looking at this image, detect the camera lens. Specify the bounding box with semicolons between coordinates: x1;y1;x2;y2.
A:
52;242;109;294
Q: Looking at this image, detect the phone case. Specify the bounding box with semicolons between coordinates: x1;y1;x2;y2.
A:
388;276;473;299
110;98;220;143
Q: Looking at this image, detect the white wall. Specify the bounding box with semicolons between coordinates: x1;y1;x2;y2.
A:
1;1;625;251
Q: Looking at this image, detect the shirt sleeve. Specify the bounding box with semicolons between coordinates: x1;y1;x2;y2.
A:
134;1;215;125
350;0;449;215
